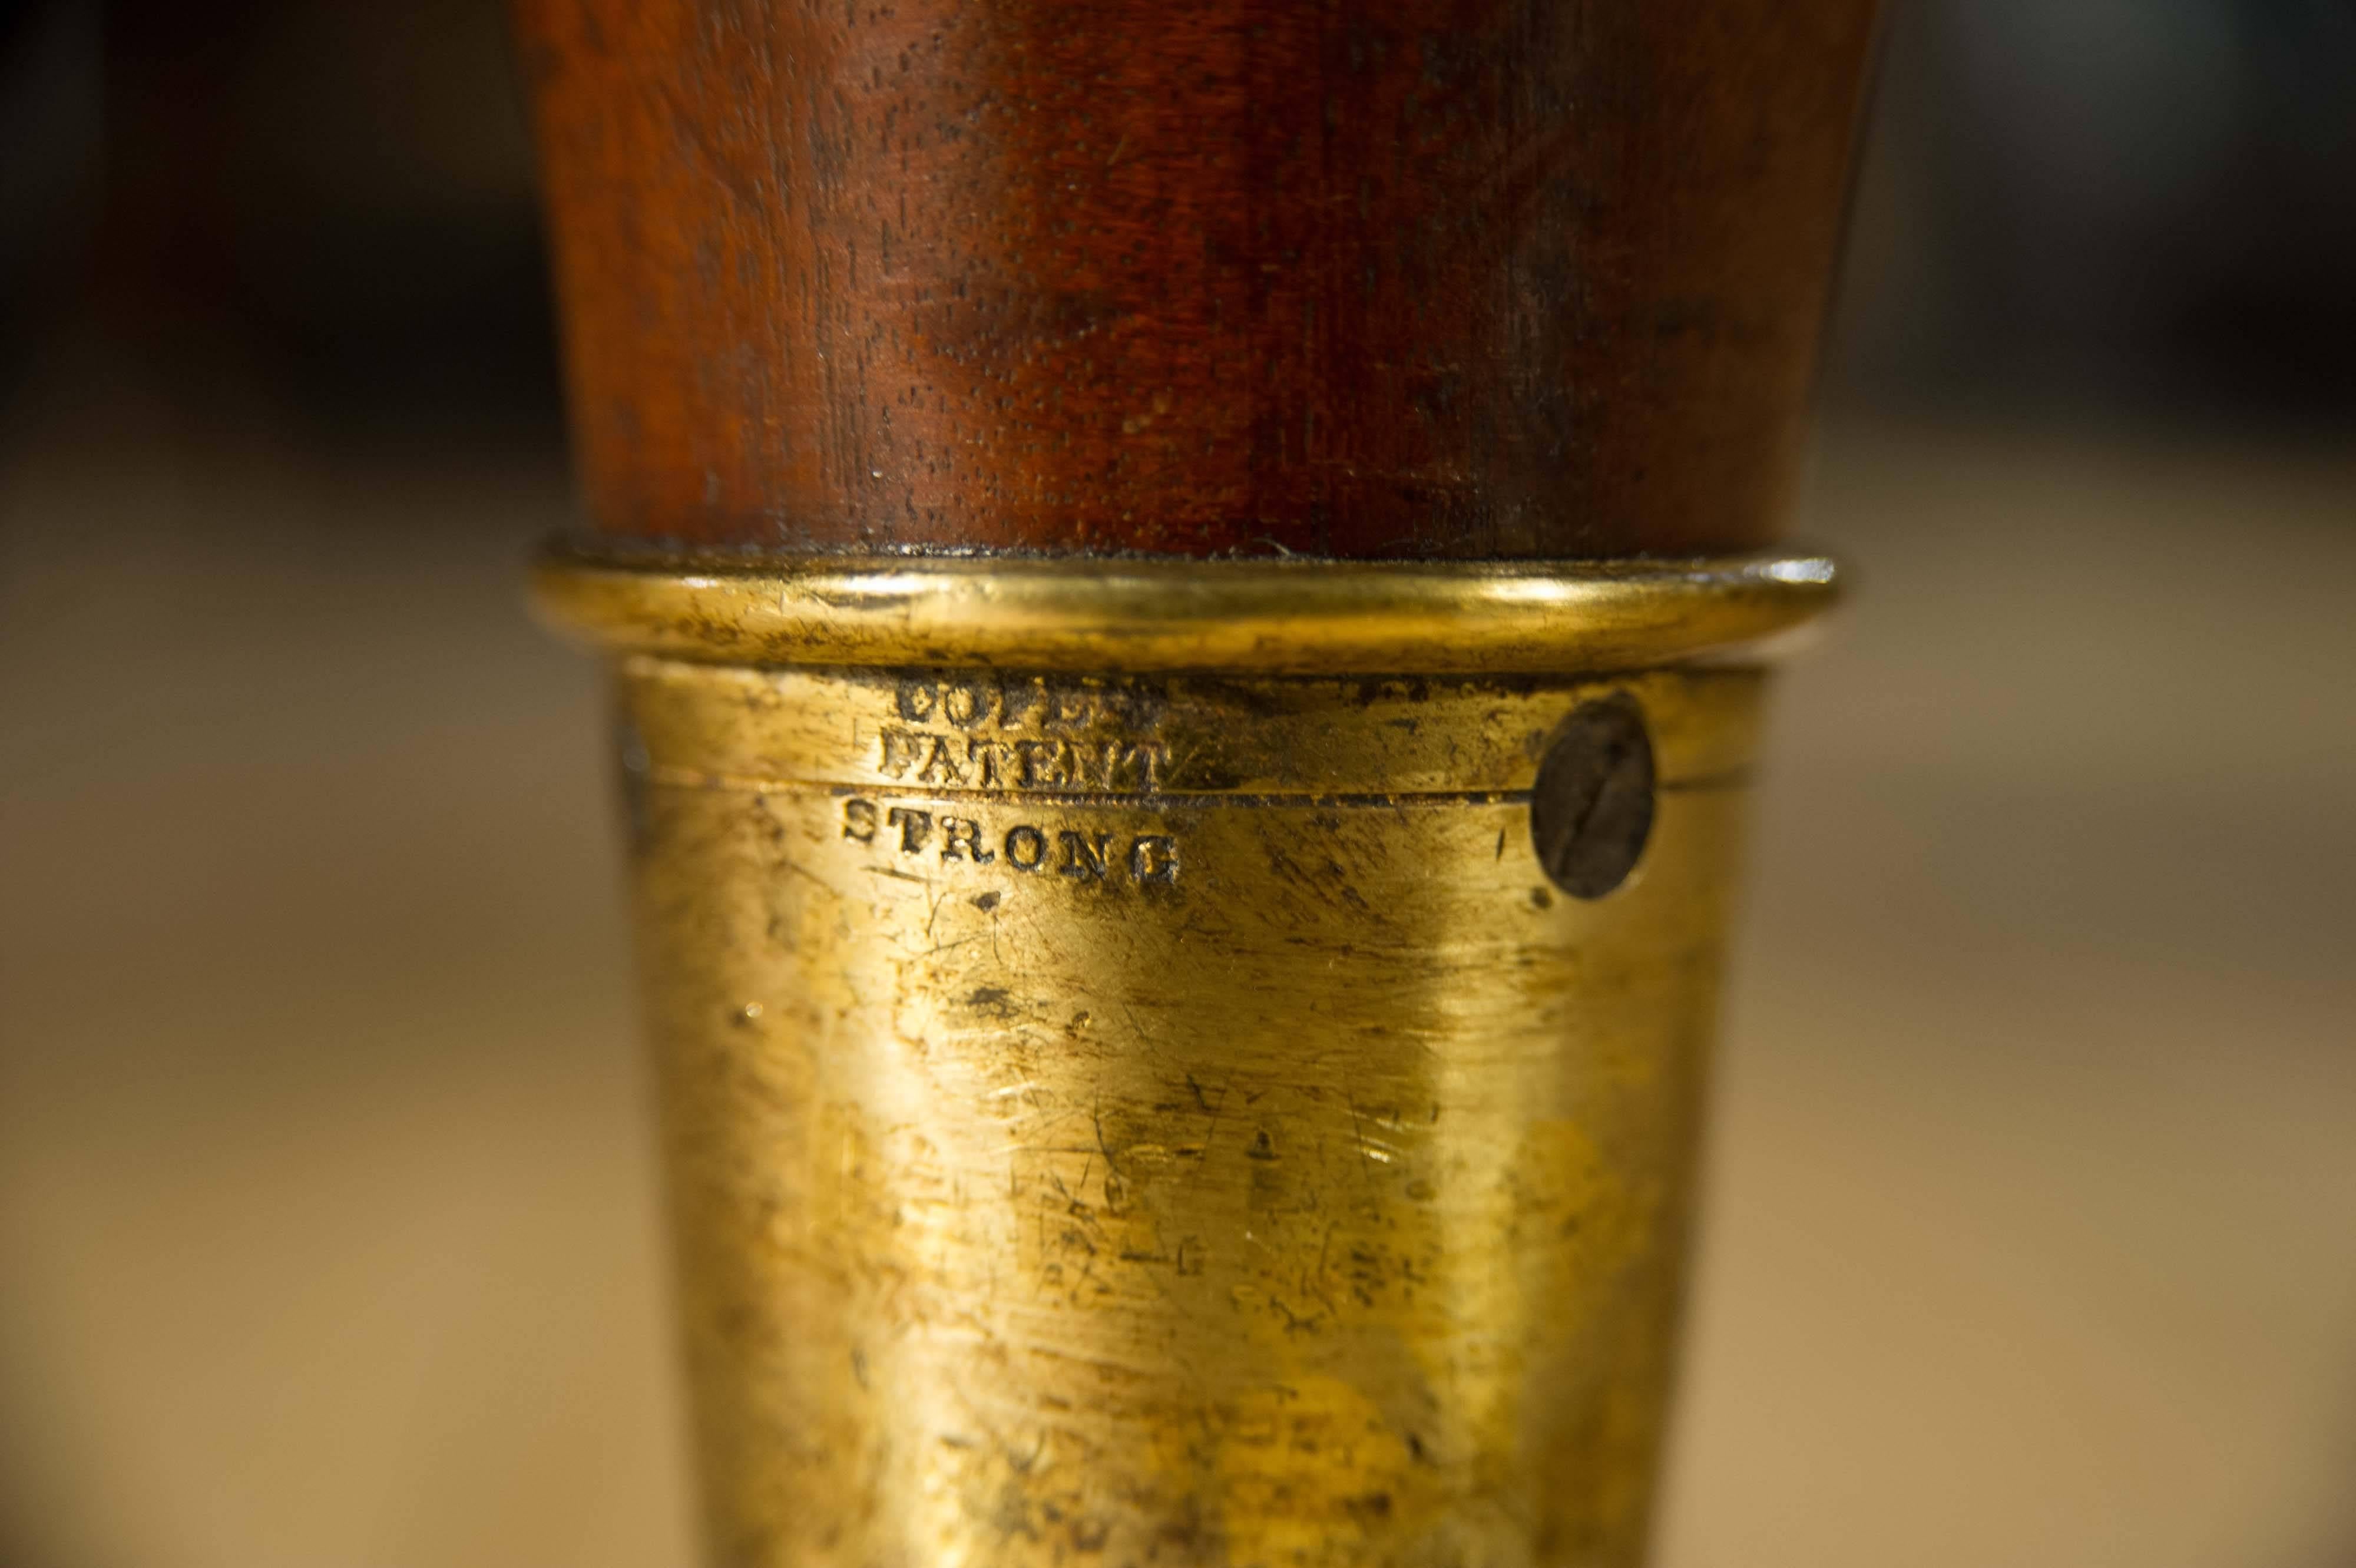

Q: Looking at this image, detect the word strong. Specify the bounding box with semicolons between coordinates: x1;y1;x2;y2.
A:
842;799;1179;887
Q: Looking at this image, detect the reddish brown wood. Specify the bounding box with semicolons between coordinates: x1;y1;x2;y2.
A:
516;0;1878;558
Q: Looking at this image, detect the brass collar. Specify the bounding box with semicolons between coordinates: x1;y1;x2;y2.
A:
532;545;1839;674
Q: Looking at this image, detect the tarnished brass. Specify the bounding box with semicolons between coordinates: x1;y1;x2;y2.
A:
532;548;1837;676
535;550;1835;1567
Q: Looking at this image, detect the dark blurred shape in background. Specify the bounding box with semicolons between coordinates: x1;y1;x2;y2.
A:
1837;0;2356;424
2;0;556;437
3;4;2352;1567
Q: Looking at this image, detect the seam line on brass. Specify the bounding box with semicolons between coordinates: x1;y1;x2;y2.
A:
644;767;1543;806
641;769;1751;803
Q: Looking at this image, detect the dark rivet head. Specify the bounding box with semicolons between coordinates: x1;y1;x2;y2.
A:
1530;694;1655;899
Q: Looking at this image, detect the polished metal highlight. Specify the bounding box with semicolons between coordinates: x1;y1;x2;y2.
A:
535;550;1837;1567
531;545;1838;674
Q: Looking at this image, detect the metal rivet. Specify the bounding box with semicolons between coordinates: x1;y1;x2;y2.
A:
1530;695;1655;899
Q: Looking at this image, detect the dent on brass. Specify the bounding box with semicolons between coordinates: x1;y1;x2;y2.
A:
536;554;1832;1567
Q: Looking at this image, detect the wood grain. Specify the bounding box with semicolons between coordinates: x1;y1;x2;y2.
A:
517;0;1879;558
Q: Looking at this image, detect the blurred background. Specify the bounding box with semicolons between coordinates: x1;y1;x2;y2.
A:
2;1;2352;1563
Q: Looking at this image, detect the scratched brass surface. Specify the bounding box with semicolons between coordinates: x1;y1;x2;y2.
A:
22;427;2356;1568
539;553;1818;1567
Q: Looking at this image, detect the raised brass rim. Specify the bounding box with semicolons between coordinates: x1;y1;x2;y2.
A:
531;543;1838;674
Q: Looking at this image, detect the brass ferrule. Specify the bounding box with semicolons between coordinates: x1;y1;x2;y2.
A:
534;548;1838;1568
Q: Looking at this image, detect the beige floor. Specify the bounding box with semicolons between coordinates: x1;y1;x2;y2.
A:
3;395;2351;1567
